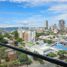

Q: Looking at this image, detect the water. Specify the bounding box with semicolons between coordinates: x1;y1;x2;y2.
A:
53;43;67;50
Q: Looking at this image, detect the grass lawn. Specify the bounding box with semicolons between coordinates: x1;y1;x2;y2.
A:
27;42;34;47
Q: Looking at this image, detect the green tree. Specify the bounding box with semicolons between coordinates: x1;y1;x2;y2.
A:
57;50;67;59
16;38;24;43
57;50;67;56
16;51;32;65
0;47;7;64
43;39;53;44
47;52;57;57
36;32;44;37
11;30;19;39
4;33;12;39
0;63;7;67
0;34;8;44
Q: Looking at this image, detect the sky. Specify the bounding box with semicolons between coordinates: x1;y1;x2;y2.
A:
0;0;67;27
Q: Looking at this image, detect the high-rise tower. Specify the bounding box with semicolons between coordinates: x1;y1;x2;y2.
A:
45;20;48;29
59;20;65;32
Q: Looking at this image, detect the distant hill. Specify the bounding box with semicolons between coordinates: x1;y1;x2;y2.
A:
0;27;18;32
0;27;44;32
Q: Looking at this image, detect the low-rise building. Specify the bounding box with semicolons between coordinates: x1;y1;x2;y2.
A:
6;49;17;61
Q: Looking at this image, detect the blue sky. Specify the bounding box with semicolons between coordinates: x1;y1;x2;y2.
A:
0;0;67;27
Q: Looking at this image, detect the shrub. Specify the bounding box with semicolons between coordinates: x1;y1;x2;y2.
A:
47;52;57;57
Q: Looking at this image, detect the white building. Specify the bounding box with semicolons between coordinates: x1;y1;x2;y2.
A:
29;43;59;55
28;30;35;42
29;44;50;55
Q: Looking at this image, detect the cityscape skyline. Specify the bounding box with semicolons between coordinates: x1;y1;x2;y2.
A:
0;0;67;27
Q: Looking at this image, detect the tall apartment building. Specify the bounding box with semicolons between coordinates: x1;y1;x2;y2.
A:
18;28;36;42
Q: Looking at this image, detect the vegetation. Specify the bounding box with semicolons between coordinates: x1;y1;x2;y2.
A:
65;59;67;62
43;39;53;44
11;30;24;46
45;30;56;35
36;42;39;44
38;59;44;64
16;38;23;43
11;30;19;39
36;32;44;37
0;34;8;44
0;46;32;66
57;50;67;59
36;31;55;37
0;63;7;67
47;52;57;57
0;47;7;59
27;42;34;46
16;51;32;65
0;47;8;64
0;60;20;67
57;50;67;56
4;33;12;39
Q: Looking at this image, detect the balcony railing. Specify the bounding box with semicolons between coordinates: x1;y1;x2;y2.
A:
0;43;67;67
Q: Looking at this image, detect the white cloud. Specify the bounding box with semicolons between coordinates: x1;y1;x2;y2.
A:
7;0;67;3
53;13;67;20
16;15;46;27
48;4;67;14
19;13;67;27
49;13;67;21
0;13;67;27
0;0;67;7
0;15;46;27
0;0;67;27
49;4;67;11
